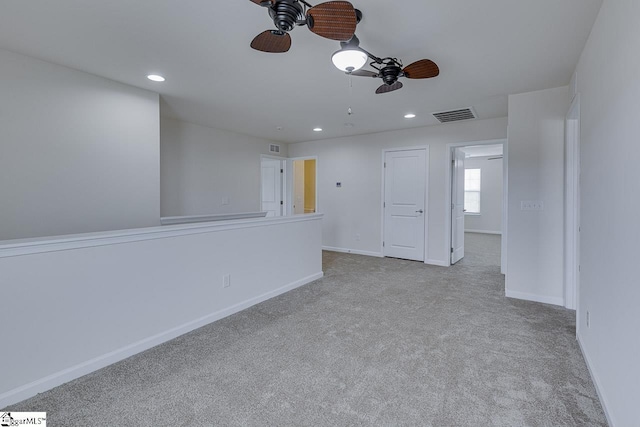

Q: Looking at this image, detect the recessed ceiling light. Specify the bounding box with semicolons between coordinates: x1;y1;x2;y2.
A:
313;127;323;132
147;74;165;82
404;113;416;119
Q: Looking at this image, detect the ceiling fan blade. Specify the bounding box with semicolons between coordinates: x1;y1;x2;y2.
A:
250;30;292;53
403;59;440;79
250;0;274;5
349;70;379;78
306;1;357;41
375;81;403;94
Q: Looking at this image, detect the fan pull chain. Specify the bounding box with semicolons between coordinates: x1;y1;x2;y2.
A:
347;74;354;116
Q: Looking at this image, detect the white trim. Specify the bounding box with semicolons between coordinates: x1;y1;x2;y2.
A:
261;154;285;160
379;152;386;256
0;271;323;409
322;246;383;258
425;258;449;267
502;136;508;275
505;289;564;306
381;146;430;261
564;94;581;311
577;334;615;427
464;229;502;235
161;212;266;225
445;139;507;267
0;214;323;259
424;147;431;262
569;72;578;104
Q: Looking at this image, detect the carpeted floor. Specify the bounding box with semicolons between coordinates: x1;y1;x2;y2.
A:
6;233;607;426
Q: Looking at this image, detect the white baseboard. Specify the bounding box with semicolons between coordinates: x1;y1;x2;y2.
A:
322;246;383;258
577;333;615;426
505;289;564;306
0;272;323;409
425;259;449;267
465;229;502;235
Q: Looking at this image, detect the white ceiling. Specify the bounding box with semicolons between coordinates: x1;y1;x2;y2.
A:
0;0;602;143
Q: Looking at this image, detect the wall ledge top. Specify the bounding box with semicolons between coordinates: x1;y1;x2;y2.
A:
0;213;323;258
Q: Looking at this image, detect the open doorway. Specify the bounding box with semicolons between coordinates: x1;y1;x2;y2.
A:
447;141;506;271
290;158;317;215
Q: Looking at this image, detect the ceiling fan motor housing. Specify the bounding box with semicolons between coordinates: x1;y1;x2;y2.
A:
268;0;304;33
381;65;401;85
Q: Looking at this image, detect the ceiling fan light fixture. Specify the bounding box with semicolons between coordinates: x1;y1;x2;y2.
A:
331;48;367;72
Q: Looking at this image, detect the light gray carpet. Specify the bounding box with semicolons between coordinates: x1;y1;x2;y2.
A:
6;233;607;426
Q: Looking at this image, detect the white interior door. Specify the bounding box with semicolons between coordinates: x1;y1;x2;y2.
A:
261;158;282;217
451;148;465;264
383;149;427;261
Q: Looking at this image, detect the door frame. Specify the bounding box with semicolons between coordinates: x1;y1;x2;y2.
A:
380;146;430;262
450;147;466;264
287;156;318;216
565;93;581;313
445;139;507;269
260;154;286;216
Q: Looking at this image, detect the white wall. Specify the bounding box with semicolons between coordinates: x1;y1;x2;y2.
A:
0;49;160;241
288;117;507;264
464;156;503;234
573;1;640;425
506;86;569;306
160;118;287;217
0;215;323;407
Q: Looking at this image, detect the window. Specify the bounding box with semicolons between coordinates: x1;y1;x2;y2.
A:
464;169;481;214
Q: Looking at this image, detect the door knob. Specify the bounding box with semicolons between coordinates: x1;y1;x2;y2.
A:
416;209;424;213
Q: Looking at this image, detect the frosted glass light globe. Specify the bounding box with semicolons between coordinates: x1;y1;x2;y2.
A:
331;49;367;72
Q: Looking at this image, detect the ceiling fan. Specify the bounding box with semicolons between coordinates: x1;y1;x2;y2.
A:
249;0;358;53
334;35;440;94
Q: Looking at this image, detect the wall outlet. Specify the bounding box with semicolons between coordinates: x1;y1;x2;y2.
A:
586;311;590;328
223;274;231;288
355;233;360;241
520;200;544;211
221;196;229;206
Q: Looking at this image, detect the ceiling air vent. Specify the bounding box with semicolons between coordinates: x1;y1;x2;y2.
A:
432;107;477;123
269;144;281;154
